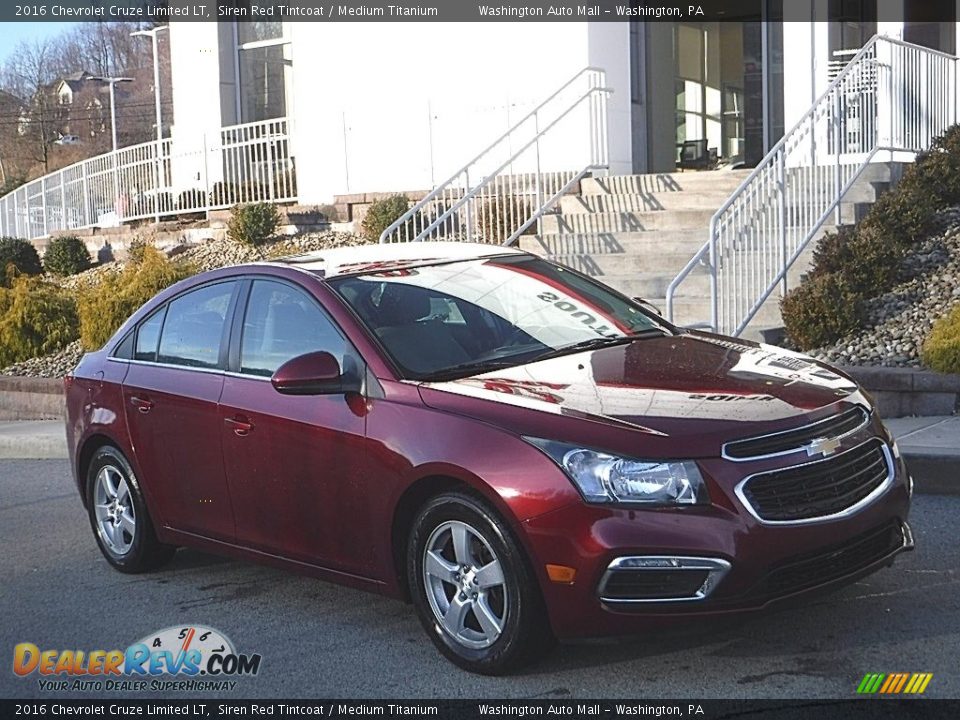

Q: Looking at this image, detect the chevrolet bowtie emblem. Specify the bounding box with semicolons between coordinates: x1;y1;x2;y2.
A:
806;436;841;457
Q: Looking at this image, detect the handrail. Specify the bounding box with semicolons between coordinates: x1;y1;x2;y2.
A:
379;67;611;245
666;34;958;336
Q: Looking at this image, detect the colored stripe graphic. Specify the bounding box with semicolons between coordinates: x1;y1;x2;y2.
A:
857;673;932;694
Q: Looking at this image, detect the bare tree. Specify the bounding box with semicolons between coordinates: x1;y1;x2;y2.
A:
0;39;68;176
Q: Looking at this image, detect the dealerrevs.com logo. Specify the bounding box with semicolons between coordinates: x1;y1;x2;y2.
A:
12;625;262;692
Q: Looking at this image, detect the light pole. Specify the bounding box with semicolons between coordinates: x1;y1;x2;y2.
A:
91;76;133;152
131;26;169;222
131;26;168;146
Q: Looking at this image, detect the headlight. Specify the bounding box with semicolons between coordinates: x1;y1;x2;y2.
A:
525;438;708;506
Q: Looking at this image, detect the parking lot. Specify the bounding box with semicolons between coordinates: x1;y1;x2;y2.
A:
1;459;958;699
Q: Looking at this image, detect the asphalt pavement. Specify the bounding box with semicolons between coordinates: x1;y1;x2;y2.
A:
1;459;958;700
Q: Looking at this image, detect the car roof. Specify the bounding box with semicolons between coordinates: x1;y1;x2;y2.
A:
268;241;527;279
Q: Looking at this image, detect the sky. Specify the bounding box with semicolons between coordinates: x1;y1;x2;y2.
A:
0;22;76;65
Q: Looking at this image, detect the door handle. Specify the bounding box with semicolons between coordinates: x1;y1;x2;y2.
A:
224;416;254;437
129;396;154;414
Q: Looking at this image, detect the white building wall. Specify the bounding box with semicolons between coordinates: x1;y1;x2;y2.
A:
288;22;595;203
168;23;225;191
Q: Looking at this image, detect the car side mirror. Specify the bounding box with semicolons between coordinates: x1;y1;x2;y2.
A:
633;297;663;317
271;351;359;396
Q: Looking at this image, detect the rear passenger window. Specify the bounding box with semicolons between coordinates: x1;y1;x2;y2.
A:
157;283;236;368
135;307;166;362
240;280;346;377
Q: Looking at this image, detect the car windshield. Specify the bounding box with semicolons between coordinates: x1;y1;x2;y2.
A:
329;255;670;381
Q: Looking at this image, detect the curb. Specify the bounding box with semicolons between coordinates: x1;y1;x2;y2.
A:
0;436;68;460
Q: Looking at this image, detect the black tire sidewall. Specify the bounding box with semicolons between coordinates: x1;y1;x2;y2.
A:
85;446;166;573
408;491;549;674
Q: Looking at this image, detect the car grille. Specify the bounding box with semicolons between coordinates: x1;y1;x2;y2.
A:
763;521;905;598
724;406;869;460
600;569;710;601
739;438;891;522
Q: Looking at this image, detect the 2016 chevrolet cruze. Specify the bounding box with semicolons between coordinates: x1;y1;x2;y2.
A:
66;241;913;674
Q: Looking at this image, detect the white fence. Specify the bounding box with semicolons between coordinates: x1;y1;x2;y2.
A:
0;117;297;241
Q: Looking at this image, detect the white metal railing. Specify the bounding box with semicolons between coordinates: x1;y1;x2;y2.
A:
0;117;296;240
379;67;611;245
666;35;958;337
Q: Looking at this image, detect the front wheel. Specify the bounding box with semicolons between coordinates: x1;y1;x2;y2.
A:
86;446;175;573
408;491;554;674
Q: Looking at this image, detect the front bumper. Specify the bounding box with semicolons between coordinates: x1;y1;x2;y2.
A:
523;438;913;639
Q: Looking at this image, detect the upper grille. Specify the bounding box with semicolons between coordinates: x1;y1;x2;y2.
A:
739;438;891;522
724;407;869;460
763;521;905;597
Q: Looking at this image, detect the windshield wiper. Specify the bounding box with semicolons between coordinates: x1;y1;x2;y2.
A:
417;357;527;383
529;329;666;362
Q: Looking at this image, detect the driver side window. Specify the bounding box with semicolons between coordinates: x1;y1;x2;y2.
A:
239;280;348;377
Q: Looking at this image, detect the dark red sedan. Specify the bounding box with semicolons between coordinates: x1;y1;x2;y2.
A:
65;242;913;674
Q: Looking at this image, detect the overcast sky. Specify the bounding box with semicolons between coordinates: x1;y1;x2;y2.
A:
0;22;76;65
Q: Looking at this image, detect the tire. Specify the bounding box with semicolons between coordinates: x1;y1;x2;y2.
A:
85;445;175;573
408;490;555;674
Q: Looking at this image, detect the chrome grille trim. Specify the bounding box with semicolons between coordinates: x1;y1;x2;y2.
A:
735;438;895;526
597;556;732;604
722;406;870;462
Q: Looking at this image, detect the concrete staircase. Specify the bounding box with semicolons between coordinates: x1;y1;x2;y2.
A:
520;163;901;341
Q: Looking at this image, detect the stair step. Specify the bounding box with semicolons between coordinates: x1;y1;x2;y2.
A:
559;191;734;213
542;209;715;234
581;171;751;196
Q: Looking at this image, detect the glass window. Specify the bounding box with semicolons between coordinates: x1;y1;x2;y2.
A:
239;43;292;122
135;307;167;362
330;256;667;380
158;283;236;369
240;280;347;377
238;21;283;44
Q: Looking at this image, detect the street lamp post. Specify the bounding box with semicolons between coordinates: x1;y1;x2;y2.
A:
131;26;169;223
91;76;132;223
91;76;133;152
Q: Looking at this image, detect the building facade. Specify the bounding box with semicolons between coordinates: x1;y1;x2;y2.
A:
165;5;960;205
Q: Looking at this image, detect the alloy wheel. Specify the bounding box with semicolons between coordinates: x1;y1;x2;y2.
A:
422;520;508;649
93;464;137;556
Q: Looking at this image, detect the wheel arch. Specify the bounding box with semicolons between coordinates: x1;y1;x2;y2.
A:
76;433;125;508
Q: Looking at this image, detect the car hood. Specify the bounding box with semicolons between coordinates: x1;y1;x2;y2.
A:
418;332;867;452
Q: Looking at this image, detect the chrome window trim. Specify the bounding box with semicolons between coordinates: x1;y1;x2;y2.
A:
108;356;269;382
597;556;732;604
721;405;871;462
735;438;895;526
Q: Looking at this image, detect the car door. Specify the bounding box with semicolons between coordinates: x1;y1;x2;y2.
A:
121;280;240;541
219;278;368;570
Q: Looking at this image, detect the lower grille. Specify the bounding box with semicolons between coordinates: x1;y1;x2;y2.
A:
602;569;709;601
763;521;906;598
739;438;891;522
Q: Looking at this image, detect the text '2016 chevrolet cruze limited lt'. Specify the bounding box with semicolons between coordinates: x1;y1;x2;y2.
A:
65;242;913;674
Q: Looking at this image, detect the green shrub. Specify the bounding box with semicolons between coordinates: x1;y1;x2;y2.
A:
0;237;43;286
782;272;864;350
474;195;535;243
78;247;193;350
126;237;149;264
0;276;79;366
227;202;281;247
922;304;960;374
43;236;92;276
361;195;409;242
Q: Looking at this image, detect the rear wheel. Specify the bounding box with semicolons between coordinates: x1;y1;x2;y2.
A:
86;446;175;573
408;491;554;674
